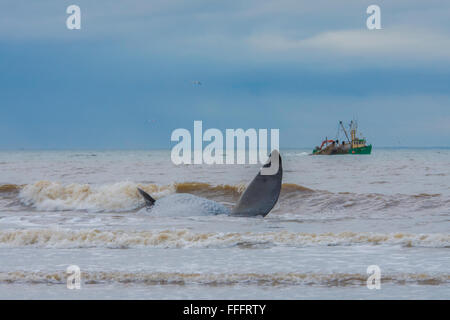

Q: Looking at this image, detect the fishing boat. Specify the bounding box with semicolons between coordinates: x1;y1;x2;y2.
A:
312;120;372;155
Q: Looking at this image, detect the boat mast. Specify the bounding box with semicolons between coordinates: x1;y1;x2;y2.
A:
339;121;350;143
350;120;357;147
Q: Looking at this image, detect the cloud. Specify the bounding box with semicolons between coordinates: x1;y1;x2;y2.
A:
247;27;450;64
2;0;450;68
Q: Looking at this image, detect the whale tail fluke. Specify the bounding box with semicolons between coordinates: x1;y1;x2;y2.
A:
137;188;156;207
231;150;282;217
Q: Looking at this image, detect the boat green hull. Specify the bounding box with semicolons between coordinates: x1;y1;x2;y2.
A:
312;144;372;155
349;145;372;154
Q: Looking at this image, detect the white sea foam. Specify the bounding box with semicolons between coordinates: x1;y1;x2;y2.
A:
19;181;175;212
1;270;448;286
0;229;448;249
143;193;230;216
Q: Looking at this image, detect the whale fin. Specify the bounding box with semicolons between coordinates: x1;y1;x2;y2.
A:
137;188;156;207
231;150;282;217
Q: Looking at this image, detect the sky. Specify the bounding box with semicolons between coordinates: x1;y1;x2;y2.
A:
1;0;449;149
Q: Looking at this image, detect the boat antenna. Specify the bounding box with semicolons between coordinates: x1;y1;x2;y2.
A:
339;121;350;142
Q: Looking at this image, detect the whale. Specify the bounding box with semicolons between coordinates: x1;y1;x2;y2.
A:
137;150;282;217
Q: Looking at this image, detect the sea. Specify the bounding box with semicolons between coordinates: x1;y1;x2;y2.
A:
0;148;449;299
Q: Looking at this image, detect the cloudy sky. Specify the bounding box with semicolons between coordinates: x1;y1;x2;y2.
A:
1;0;449;149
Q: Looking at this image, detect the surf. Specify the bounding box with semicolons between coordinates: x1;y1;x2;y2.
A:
7;180;448;214
0;229;448;249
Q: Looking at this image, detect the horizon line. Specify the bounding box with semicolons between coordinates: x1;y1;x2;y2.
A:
0;146;450;152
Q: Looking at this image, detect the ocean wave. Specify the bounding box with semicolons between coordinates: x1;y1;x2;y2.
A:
0;229;448;249
6;180;448;213
18;181;174;212
174;182;247;198
0;184;22;194
15;181;293;212
277;188;447;213
1;270;448;286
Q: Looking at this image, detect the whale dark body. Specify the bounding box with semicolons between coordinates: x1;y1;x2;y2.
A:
137;150;283;217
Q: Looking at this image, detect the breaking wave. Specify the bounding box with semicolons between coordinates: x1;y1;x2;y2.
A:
1;180;446;213
15;181;248;212
0;229;448;249
18;181;175;212
1;270;448;287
